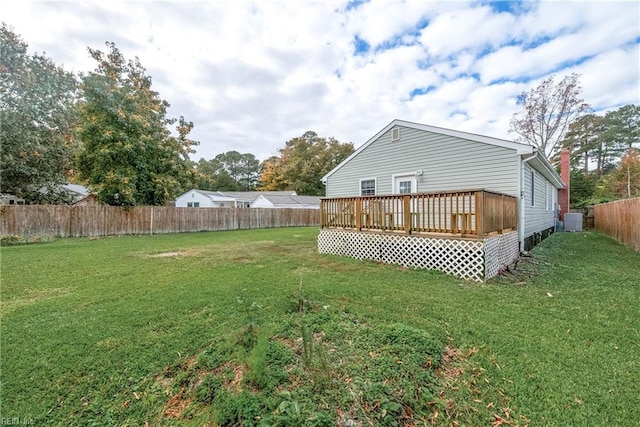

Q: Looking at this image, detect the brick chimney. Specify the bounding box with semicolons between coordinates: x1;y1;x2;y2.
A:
558;149;570;220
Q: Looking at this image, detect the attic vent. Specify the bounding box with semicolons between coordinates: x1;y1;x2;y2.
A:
391;127;400;141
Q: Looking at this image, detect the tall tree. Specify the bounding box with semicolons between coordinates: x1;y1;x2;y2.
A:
509;73;590;159
602;104;640;150
0;24;79;202
594;148;640;200
557;114;620;177
193;157;239;191
76;42;198;206
259;131;354;195
214;151;260;191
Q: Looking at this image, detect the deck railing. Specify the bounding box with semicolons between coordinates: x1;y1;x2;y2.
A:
320;190;517;239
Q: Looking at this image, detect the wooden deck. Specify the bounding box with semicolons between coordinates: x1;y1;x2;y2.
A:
320;190;517;239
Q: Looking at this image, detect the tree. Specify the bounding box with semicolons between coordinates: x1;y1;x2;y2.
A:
509;73;591;159
602;104;639;150
595;148;640;199
76;42;198;206
193;157;239;191
214;151;261;191
258;131;354;196
0;24;79;202
193;151;261;191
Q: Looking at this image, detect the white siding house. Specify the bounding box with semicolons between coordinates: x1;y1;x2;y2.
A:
175;190;298;208
321;120;565;251
251;194;320;209
175;190;241;208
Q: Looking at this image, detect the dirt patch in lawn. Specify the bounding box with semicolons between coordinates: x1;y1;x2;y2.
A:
162;388;191;419
145;251;188;258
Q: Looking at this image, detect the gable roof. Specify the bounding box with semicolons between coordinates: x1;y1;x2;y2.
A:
322;119;537;183
186;189;297;202
254;194;320;206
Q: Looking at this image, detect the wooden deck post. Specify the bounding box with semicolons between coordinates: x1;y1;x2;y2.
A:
319;200;325;228
476;191;484;239
403;195;411;234
355;198;362;231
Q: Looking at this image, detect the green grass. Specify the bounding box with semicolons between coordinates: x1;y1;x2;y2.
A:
1;228;638;425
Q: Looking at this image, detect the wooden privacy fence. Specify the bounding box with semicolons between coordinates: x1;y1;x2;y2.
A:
321;189;517;239
0;205;319;238
594;198;640;252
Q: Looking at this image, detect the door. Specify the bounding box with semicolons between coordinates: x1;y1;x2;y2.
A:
394;176;415;194
392;175;418;228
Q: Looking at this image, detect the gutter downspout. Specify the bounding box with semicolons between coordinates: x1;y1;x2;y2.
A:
520;150;538;251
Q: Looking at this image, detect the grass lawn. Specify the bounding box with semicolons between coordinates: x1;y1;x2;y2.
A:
1;227;638;425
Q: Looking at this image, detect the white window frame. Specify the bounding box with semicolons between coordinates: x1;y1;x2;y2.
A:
545;182;550;211
359;178;377;196
392;172;418;195
530;170;535;207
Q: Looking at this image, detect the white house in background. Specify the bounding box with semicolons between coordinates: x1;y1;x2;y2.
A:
251;194;321;209
174;190;298;208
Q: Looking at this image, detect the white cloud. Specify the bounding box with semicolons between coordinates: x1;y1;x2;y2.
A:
1;0;638;162
419;5;516;57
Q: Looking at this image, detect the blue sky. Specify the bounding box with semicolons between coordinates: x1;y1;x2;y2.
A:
2;0;639;161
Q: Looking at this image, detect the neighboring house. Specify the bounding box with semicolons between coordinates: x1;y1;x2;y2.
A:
251;194;321;209
175;190;298;208
321;119;565;251
60;184;92;204
1;184;92;205
72;193;103;206
0;194;26;205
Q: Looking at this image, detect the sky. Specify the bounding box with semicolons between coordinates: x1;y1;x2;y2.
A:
3;0;639;162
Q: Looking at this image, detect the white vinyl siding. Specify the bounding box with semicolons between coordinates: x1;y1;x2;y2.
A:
327;126;520;198
522;163;556;238
175;190;215;208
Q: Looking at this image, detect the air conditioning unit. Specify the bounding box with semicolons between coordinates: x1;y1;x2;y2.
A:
564;213;583;232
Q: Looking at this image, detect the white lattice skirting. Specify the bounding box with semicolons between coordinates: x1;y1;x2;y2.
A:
318;229;519;282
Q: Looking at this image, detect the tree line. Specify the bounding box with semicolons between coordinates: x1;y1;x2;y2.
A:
2;24;637;207
509;73;639;206
0;25;354;205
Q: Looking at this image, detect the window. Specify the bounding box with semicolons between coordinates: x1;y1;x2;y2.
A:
398;180;412;194
187;202;193;207
530;170;535;207
545;182;550;211
360;178;376;196
187;202;200;207
391;127;400;141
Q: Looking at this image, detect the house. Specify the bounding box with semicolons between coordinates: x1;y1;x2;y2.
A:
174;190;298;208
251;194;320;209
0;194;26;205
61;184;92;204
72;193;103;206
1;183;92;205
318;119;566;281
